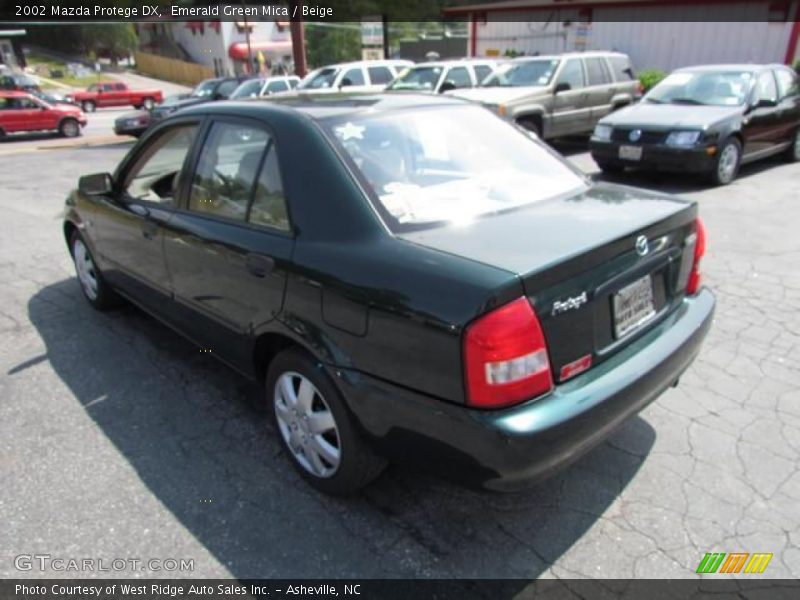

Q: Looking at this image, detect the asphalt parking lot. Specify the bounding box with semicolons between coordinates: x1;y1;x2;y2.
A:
0;138;798;580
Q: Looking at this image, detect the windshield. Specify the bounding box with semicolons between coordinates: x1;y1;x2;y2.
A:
646;71;752;106
324;105;586;231
298;68;339;90
386;66;443;92
481;59;559;87
230;79;265;99
191;80;218;98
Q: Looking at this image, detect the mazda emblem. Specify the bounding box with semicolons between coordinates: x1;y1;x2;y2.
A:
635;235;649;257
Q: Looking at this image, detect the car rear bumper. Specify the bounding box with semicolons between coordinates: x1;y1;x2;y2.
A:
339;288;715;491
589;140;717;173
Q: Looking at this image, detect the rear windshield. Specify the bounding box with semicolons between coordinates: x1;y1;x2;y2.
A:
386;66;443;92
323;105;587;231
481;59;559;87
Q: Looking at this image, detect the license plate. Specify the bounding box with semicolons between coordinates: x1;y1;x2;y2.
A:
619;145;643;161
613;274;655;338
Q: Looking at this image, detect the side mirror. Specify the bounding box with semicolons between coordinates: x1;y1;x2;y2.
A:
439;80;456;94
555;82;571;93
78;172;113;196
753;98;777;109
339;78;353;88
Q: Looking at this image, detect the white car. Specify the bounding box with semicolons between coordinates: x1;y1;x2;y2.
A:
229;76;301;100
297;60;413;94
385;59;502;94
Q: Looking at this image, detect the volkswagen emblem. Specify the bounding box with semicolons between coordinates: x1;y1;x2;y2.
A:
628;129;642;142
635;235;649;257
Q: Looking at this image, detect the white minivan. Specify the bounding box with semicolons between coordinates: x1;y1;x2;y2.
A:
297;60;413;94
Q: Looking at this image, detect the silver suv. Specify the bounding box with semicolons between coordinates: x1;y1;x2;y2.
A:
450;51;639;139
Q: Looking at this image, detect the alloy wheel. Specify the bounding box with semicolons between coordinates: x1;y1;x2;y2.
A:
274;371;341;478
717;143;739;184
73;239;98;301
61;120;79;137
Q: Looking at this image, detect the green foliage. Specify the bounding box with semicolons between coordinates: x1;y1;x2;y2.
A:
81;24;138;64
638;69;667;92
794;60;800;76
306;25;362;70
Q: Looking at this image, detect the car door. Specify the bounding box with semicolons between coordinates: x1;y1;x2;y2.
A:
584;56;616;124
13;96;48;131
773;67;800;144
742;70;782;157
91;120;200;313
163;117;294;368
551;58;589;137
110;82;128;106
0;95;20;131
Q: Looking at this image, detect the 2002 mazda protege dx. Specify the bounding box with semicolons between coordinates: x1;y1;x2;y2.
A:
63;94;715;494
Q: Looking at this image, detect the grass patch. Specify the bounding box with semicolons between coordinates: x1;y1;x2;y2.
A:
25;52;112;89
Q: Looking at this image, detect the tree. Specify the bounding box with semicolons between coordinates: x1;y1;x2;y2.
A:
81;24;138;66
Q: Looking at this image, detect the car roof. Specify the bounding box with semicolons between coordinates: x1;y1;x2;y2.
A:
311;60;413;70
404;60;498;68
675;64;776;73
179;92;469;121
511;51;629;62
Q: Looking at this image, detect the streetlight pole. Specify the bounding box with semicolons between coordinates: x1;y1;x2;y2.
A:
242;0;253;74
288;1;307;77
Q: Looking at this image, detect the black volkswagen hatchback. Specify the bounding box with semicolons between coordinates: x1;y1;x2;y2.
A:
64;94;714;494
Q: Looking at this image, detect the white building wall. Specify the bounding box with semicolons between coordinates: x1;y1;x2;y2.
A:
473;1;799;71
171;24;227;71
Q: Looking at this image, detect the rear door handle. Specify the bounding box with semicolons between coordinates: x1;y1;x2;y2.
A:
246;253;275;278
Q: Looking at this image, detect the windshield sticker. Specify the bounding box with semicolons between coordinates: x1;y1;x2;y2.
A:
335;122;365;141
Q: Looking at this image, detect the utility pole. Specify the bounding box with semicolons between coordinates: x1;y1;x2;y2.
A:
242;0;253;74
288;1;307;77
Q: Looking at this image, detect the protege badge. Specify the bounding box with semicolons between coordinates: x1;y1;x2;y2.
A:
552;291;588;315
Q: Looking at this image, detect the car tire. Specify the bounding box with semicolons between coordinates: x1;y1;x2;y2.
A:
70;231;120;310
518;117;542;138
784;128;800;163
59;118;81;138
266;348;386;495
142;97;155;111
81;100;96;113
596;160;625;174
709;137;741;185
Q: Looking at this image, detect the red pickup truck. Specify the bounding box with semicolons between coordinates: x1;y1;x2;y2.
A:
68;82;163;113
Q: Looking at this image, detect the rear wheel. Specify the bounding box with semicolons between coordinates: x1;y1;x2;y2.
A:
70;231;120;310
784;128;800;162
81;100;96;113
266;349;386;495
142;97;156;111
59;118;80;138
709;137;741;186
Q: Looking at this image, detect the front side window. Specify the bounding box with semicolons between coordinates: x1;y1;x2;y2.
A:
230;79;264;99
444;67;471;89
124;125;198;204
325;105;586;231
481;59;560;88
191;80;218;98
646;70;752;106
265;80;289;93
87;84;99;93
775;68;799;99
189;123;270;221
216;80;240;98
341;68;365;86
298;68;339;90
556;59;585;90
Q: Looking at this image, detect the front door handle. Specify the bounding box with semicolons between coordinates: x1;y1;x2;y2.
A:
246;253;275;278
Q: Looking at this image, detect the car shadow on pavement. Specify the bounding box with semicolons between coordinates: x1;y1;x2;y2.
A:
26;278;656;579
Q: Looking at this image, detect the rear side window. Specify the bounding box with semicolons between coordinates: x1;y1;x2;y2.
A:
265;80;289;93
288;78;299;89
367;66;394;85
444;66;471;88
608;56;635;81
775;68;799;99
341;68;365;86
0;97;9;109
755;71;778;103
250;146;290;231
189;123;270;221
473;65;492;83
585;57;612;86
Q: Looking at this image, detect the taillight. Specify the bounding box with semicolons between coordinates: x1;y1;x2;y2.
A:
464;297;553;409
686;217;706;295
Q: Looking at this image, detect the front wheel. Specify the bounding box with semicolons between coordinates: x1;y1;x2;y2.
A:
709;138;741;186
70;232;120;310
81;100;96;113
59;118;81;138
142;97;155;111
784;128;800;163
266;349;386;495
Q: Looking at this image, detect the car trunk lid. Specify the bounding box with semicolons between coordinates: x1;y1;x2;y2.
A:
400;183;699;383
